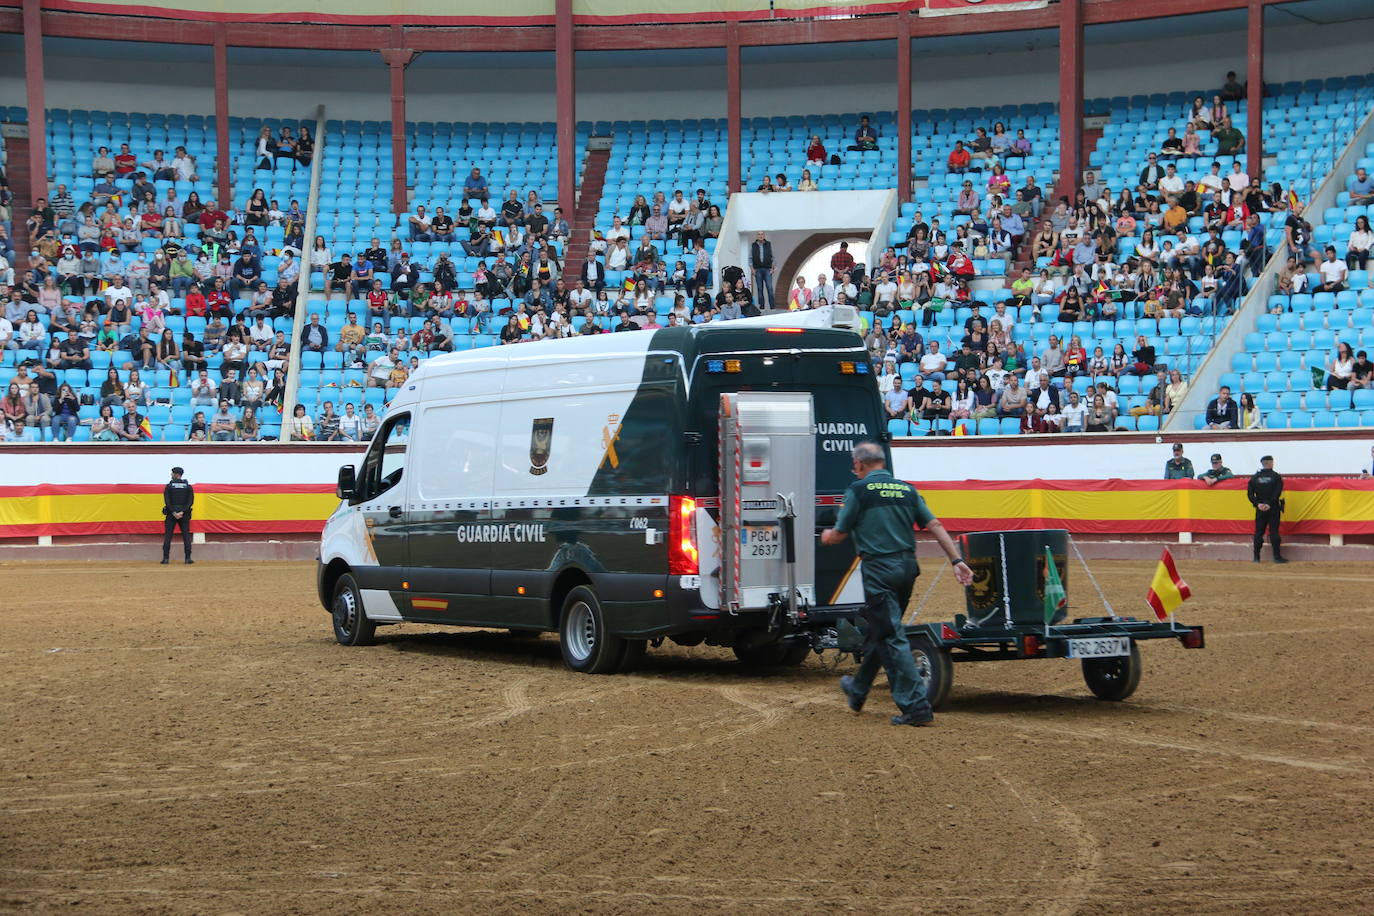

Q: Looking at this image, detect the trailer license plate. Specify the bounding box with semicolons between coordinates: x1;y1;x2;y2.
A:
1067;637;1131;658
743;526;780;558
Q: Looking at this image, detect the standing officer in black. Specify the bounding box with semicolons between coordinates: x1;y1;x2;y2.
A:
161;466;195;565
1247;455;1287;564
821;442;973;726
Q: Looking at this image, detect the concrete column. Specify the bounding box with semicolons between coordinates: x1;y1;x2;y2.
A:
556;0;576;211
22;0;47;196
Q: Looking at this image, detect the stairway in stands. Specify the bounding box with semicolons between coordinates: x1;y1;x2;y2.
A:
564;146;610;270
7;135;33;270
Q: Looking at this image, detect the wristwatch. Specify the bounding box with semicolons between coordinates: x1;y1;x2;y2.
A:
951;556;966;567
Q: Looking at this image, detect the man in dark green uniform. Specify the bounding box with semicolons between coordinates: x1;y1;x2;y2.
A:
821;442;973;726
1247;455;1287;564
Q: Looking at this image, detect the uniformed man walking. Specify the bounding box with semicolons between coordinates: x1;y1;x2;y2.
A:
161;466;195;565
1247;455;1287;564
821;442;973;726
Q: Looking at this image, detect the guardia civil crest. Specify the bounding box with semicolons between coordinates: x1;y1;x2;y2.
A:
529;417;554;475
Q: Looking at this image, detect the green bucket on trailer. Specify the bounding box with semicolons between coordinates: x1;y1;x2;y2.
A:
959;529;1070;626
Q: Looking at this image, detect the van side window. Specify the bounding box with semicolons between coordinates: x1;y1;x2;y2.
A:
357;413;410;502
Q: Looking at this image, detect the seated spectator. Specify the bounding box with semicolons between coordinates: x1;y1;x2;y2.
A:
1349;167;1374;206
1159;127;1184;159
300;313;329;353
806;135;827;165
316;401;342;441
1205;385;1239;429
115;399;147;441
1316;246;1348;293
368;348;400;388
1085;394;1116;432
408;205;432;242
1221;71;1245;102
954;180;980;216
288;403;314;441
848;115;878;153
1130;335;1156;376
1060;391;1087;432
236;406;262;442
968;127;995;166
1213;117;1244;156
466;168;489;200
1139;153;1164;190
997;375;1027;418
1007;129;1031;159
947;141;971;174
1347;215;1372;270
1326;342;1357;391
919;379;952;421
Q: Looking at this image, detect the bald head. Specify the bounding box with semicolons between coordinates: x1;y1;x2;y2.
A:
852;442;886;469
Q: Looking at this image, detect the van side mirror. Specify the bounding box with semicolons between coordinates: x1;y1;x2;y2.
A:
337;465;356;500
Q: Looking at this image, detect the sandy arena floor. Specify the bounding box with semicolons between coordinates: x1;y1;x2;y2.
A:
1;558;1371;914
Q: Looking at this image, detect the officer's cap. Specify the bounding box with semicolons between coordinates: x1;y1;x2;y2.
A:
172;466;184;475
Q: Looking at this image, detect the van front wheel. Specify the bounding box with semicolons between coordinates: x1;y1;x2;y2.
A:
332;573;376;647
559;586;627;674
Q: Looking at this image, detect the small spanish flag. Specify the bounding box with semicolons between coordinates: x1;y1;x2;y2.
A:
1145;548;1191;621
622;277;636;292
138;417;153;439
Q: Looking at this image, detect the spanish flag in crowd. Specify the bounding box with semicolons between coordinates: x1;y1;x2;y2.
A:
138;416;153;440
622;278;637;292
1145;548;1192;621
1287;189;1302;212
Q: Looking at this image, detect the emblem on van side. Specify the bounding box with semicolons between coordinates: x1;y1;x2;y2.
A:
529;417;554;475
600;413;622;470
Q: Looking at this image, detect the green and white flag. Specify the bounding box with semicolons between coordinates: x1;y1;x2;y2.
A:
1043;546;1066;624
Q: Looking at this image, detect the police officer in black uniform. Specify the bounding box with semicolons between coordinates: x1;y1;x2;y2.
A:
821;442;973;726
1247;455;1287;564
161;466;195;565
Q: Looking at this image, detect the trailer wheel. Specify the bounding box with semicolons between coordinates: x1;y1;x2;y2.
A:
559;586;627;674
910;638;953;711
1082;642;1142;701
331;573;376;647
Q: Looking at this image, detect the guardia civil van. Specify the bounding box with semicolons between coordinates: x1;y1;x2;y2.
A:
317;306;890;673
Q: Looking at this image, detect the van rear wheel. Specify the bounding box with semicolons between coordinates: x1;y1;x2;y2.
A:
559;585;627;674
331;573;376;647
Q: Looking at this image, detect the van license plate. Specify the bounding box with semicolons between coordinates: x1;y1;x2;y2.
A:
743;526;780;559
1067;637;1130;658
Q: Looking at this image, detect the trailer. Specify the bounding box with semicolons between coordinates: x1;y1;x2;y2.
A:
902;615;1206;709
813;528;1206;707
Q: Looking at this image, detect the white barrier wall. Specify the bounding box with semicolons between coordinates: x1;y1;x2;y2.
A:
892;433;1374;481
3;432;1370;489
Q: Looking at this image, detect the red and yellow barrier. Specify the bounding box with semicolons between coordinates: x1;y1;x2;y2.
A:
0;484;337;538
916;478;1374;536
2;478;1371;540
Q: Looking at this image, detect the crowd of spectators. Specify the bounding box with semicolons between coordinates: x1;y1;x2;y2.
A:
0;132;308;440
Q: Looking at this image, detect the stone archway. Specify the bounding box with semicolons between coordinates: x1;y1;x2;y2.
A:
773;232;868;308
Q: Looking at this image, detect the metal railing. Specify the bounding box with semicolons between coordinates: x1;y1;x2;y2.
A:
278;104;326;440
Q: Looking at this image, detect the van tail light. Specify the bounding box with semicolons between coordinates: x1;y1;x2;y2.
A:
669;495;699;575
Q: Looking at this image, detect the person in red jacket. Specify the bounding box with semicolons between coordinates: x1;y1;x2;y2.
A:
114;143;138;175
947;245;976;278
806;135;827;165
184;287;207;317
947;141;971;174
